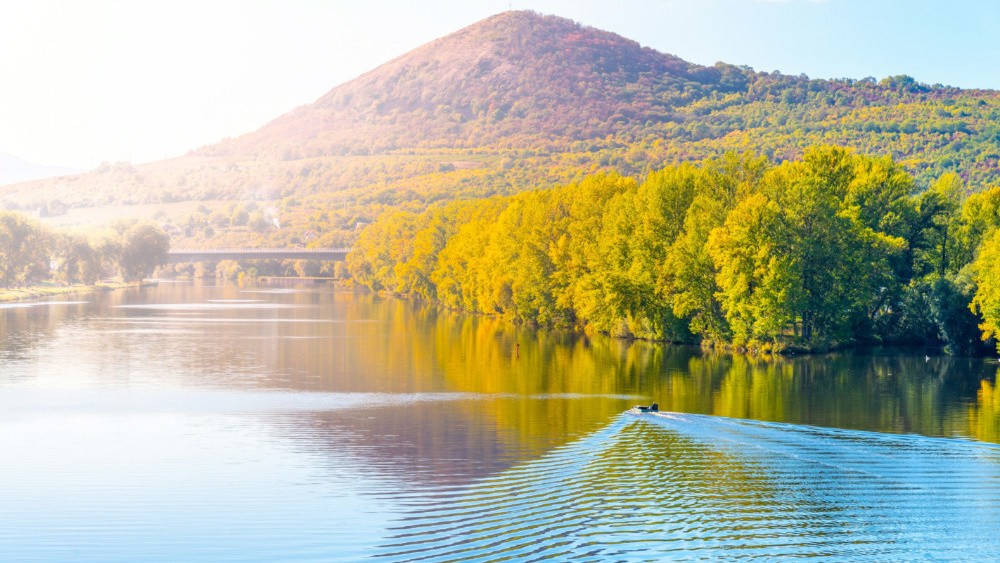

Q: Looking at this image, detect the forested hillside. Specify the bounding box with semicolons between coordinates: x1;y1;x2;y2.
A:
4;11;1000;249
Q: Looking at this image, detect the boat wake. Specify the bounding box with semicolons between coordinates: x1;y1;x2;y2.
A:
374;411;1000;561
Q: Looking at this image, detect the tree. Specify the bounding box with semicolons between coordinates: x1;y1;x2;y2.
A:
559;173;639;333
970;229;1000;352
707;148;906;348
667;194;730;342
347;210;418;291
119;223;170;282
215;260;242;280
248;212;271;232
662;153;769;343
230;207;250;226
707;193;789;347
343;145;993;353
955;185;1000;269
293;260;323;278
927;275;986;356
0;211;49;287
54;233;101;285
916;173;964;278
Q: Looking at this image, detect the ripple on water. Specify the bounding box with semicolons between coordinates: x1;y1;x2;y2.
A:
115;303;299;311
373;412;1000;561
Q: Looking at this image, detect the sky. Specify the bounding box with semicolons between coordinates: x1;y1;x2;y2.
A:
2;0;999;170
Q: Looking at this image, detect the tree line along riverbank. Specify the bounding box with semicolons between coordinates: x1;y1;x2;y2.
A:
0;209;353;301
348;146;1000;355
0;212;169;295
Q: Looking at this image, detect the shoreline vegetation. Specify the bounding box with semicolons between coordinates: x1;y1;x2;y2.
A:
0;281;150;304
348;146;1000;356
0;212;170;290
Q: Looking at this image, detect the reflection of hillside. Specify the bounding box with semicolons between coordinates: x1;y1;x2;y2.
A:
290;400;559;488
284;398;652;489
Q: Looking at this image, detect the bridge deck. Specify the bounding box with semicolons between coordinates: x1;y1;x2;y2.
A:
167;248;351;263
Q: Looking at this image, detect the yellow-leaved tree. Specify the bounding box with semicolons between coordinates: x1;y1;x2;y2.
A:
970;229;1000;351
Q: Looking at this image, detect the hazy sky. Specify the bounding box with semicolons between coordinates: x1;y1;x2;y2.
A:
2;0;998;170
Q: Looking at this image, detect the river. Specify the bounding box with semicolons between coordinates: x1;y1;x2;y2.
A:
1;281;998;561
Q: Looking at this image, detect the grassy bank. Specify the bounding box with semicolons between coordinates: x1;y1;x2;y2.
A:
0;281;140;303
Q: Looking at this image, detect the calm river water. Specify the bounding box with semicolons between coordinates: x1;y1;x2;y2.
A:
1;281;999;561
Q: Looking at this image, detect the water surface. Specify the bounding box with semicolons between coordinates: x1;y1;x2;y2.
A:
1;281;998;561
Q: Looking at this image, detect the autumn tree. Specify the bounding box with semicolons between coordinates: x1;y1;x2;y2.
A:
970;229;1000;352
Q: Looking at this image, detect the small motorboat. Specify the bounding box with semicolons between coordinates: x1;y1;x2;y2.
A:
633;402;658;413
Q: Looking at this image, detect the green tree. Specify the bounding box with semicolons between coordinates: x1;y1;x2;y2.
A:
955;185;1000;269
230;207;250;226
667;194;730;342
556;173;638;333
215;260;242;280
916;173;964;277
707;193;789;347
248;212;271;232
662;153;769;343
293;260;323;278
708;148;906;348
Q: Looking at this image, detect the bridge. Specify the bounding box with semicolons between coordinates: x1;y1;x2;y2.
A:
167;247;352;263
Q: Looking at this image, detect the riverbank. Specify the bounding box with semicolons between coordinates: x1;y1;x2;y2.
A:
0;281;144;303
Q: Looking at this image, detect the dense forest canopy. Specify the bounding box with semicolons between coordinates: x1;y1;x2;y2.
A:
348;146;1000;355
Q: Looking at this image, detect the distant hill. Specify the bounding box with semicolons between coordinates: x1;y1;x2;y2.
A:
0;153;80;186
201;10;704;159
5;11;1000;246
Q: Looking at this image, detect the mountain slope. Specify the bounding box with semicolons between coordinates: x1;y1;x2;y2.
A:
202;11;713;159
4;11;1000;248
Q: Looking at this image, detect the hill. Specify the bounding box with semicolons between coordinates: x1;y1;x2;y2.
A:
4;11;1000;247
0;153;80;186
201;10;703;159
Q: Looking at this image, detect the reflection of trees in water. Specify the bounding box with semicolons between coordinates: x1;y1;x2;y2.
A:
289;401;553;488
0;302;89;371
368;294;1000;444
653;351;999;443
970;379;1000;443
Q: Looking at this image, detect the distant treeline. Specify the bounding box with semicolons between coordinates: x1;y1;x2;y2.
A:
0;212;169;287
348;146;1000;354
